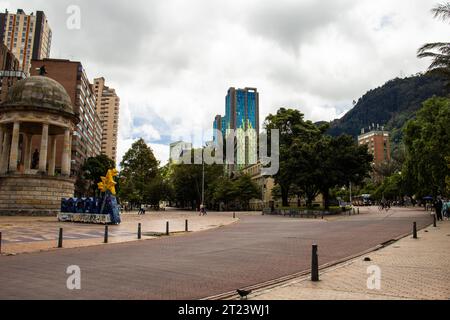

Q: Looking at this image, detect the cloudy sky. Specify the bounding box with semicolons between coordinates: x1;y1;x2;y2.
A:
0;0;446;165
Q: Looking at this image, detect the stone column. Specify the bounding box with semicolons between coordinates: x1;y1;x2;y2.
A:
8;122;20;173
61;129;71;176
0;131;11;174
39;123;49;173
48;136;57;176
24;134;32;173
0;126;4;159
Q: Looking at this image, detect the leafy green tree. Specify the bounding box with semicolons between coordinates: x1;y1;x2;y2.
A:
403;97;450;197
373;173;405;200
233;174;260;210
81;154;115;196
418;3;450;81
314;135;373;209
119;139;159;206
170;150;224;210
264;108;325;206
212;176;237;210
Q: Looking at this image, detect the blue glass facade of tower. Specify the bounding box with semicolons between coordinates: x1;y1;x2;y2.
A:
213;87;259;171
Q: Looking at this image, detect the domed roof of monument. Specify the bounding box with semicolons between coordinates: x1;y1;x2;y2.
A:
1;76;74;115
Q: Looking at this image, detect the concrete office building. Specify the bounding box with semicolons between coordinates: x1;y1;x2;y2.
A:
93;77;120;163
0;9;52;75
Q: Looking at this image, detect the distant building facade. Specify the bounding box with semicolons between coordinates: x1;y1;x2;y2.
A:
214;87;259;172
93;77;120;163
169;141;193;164
30;58;102;176
358;125;391;166
0;43;27;104
0;9;52;74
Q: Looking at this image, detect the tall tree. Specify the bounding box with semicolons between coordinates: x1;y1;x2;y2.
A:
418;3;450;81
264;108;324;206
403;97;450;197
314;135;373;210
233;174;260;210
81;154;115;196
119;139;159;206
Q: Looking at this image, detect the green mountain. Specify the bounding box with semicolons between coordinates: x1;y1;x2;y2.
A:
327;74;448;144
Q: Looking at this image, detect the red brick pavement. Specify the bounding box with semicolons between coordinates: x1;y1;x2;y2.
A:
0;208;432;299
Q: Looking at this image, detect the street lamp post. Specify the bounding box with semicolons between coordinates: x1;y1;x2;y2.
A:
201;146;205;209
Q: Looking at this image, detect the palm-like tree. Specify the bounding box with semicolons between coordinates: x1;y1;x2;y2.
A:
418;3;450;79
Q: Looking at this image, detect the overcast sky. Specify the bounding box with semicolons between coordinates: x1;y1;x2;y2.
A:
0;0;446;165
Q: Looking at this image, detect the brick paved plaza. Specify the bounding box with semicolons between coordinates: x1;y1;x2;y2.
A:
0;207;437;300
0;210;238;254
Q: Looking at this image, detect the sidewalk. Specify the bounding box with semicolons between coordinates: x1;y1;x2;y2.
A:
250;221;450;300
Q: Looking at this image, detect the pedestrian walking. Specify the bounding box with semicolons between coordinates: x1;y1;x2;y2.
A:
435;198;443;221
200;204;207;216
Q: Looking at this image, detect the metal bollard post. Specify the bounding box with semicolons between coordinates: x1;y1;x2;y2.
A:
0;232;2;254
413;222;418;239
104;225;109;243
185;220;189;232
233;212;236;219
433;215;437;228
58;228;63;248
166;221;169;236
357;208;360;215
138;223;142;239
311;244;319;282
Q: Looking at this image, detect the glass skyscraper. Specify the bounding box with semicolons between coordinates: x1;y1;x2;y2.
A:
213;87;259;172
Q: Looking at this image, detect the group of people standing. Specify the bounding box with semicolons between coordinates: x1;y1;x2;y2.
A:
434;198;449;221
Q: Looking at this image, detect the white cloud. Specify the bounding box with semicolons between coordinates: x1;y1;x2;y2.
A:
3;0;447;167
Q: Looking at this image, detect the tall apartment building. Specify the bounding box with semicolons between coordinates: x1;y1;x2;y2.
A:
0;43;27;104
93;78;120;162
30;58;102;176
0;9;52;75
214;87;259;172
358;125;391;166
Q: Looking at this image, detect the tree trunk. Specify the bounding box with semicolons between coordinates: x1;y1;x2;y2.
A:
281;185;289;207
323;189;330;210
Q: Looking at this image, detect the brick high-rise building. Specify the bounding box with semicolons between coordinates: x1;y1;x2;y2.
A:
358;125;391;166
0;43;27;104
30;58;102;178
0;9;52;75
93;78;120;163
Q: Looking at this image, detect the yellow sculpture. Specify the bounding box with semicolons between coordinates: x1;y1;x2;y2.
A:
97;168;118;195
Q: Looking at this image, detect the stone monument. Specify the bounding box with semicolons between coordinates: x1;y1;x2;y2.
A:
0;76;79;216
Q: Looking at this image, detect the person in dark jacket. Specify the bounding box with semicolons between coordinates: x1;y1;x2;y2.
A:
435;198;443;221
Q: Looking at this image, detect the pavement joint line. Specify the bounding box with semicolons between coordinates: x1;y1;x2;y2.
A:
202;220;434;300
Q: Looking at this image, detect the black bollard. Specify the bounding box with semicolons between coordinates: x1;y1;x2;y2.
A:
104;225;109;243
357;208;360;215
433;215;437;228
0;231;2;254
233;212;236;219
138;223;142;239
185;220;189;232
311;244;319;282
166;221;170;236
413;222;418;239
58;228;63;248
